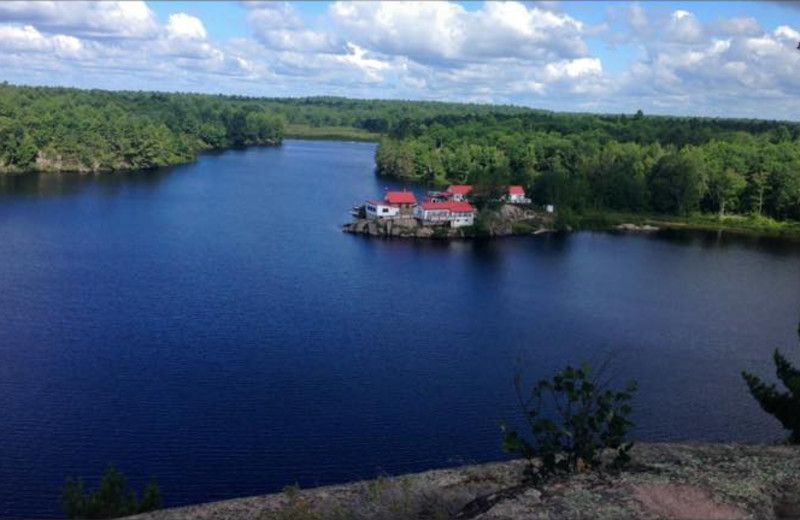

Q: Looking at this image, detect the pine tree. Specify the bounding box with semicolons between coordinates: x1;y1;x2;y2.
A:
139;477;163;513
742;321;800;443
60;466;163;519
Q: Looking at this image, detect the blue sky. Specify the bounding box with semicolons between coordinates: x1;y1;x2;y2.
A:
1;1;799;119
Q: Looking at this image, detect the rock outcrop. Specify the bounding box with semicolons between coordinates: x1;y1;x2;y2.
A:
616;223;660;232
343;204;555;239
129;443;800;520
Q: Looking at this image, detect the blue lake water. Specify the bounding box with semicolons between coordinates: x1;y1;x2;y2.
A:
1;140;799;517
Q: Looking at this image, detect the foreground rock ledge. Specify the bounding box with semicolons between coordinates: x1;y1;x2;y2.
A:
129;443;800;520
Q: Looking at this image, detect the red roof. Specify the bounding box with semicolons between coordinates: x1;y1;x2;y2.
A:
419;201;476;213
385;191;417;204
446;185;473;195
509;186;525;196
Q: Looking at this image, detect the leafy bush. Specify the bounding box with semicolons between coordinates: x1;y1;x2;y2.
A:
61;465;162;519
500;361;638;482
742;321;800;443
554;207;578;231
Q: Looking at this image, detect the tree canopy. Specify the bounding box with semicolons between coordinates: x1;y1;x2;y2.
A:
374;111;800;222
2;82;799;222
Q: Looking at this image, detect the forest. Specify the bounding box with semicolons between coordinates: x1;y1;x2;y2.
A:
0;83;286;174
375;112;800;222
0;83;527;175
2;82;799;224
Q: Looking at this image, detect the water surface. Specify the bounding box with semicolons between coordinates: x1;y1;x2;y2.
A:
1;140;799;517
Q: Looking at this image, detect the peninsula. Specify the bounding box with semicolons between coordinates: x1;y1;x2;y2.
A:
343;185;556;239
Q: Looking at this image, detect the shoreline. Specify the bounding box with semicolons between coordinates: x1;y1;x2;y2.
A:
3;131;798;241
573;211;800;241
0;140;283;177
343;204;557;239
127;442;800;520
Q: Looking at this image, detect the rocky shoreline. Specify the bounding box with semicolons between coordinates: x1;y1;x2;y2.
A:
343;204;556;239
129;443;800;520
615;223;660;232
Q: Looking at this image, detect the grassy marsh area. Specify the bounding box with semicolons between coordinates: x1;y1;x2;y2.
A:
571;210;800;239
284;124;381;142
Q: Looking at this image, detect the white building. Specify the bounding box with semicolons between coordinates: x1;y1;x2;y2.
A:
445;185;473;202
365;200;400;219
414;201;477;228
507;186;531;204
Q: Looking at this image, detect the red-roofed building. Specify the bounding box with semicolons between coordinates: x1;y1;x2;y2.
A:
385;191;417;209
414;201;477;227
445;185;473;202
507;186;530;204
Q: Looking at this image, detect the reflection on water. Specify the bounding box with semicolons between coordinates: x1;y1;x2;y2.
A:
0;168;174;199
0;141;798;518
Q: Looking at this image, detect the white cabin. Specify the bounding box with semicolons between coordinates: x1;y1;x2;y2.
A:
507;186;531;204
365;200;400;219
445;185;473;202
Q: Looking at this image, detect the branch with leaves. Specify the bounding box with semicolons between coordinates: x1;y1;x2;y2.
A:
500;360;638;483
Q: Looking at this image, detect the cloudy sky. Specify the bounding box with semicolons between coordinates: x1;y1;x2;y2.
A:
1;1;800;119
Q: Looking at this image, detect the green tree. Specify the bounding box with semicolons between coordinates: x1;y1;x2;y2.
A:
61;465;163;519
648;150;705;215
500;361;638;482
707;167;746;216
742;321;800;444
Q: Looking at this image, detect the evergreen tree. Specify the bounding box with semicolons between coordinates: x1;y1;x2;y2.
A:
61;465;163;519
742;321;800;443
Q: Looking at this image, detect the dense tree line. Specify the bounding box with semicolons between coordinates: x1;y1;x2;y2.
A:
376;113;800;222
0;83;529;175
259;96;532;133
0;83;285;174
3;83;799;222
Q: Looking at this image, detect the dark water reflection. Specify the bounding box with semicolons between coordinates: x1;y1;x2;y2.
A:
0;141;799;517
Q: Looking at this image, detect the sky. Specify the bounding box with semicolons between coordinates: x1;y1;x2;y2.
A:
1;1;800;119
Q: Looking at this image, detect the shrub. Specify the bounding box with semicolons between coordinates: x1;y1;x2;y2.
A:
500;361;638;483
742;321;800;444
61;465;162;519
554;207;578;231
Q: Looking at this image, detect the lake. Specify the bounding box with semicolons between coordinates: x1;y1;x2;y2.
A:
1;140;799;517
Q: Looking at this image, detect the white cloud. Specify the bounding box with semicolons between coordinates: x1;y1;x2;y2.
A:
716;17;761;37
614;6;800;117
246;2;345;53
330;1;589;66
166;13;207;41
159;13;224;60
628;4;648;34
545;57;602;80
665;9;704;44
0;1;158;39
0;25;51;53
774;25;800;41
0;24;91;59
